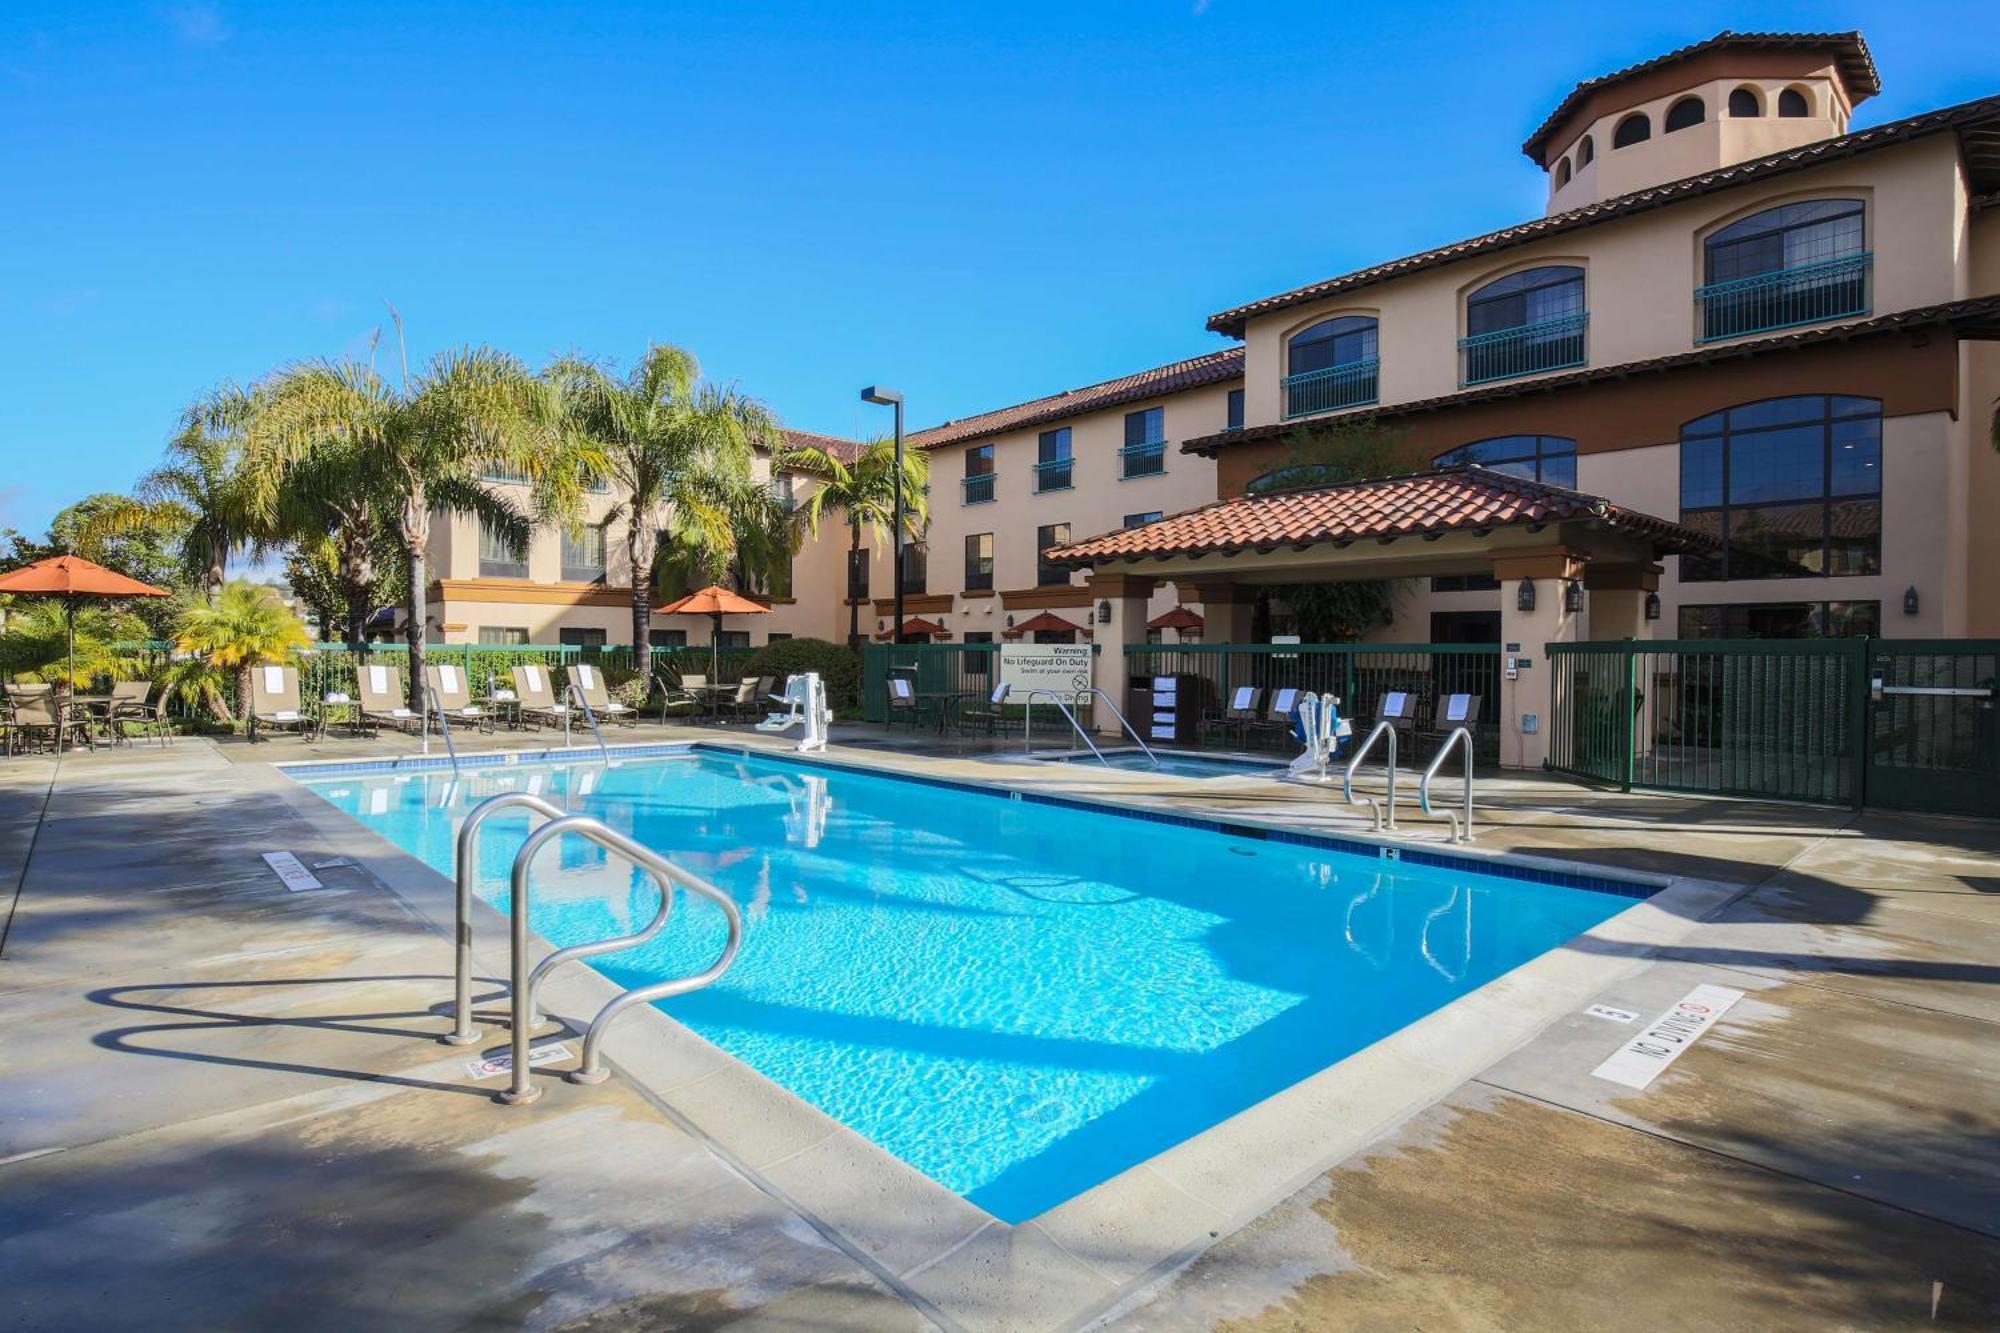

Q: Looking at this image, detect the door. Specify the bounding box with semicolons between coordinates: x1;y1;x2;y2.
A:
1866;641;2000;817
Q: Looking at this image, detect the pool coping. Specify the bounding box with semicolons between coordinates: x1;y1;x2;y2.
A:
265;738;1747;1333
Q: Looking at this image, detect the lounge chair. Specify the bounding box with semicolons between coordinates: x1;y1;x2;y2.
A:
510;663;575;730
356;662;420;735
956;682;1016;736
886;676;921;728
564;663;638;727
248;664;313;742
425;663;494;734
1204;685;1265;747
1247;687;1304;747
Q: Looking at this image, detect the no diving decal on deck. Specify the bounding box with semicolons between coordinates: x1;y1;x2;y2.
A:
463;1042;573;1082
261;851;324;892
1590;984;1744;1089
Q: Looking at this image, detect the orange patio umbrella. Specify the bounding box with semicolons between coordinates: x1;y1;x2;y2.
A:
0;554;172;687
655;584;771;684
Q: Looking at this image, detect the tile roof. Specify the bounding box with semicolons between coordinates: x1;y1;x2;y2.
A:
1182;296;2000;457
1147;606;1205;632
1207;93;2000;337
1523;31;1879;162
1046;466;1715;567
907;349;1244;451
1004;610;1089;638
877;616;948;640
780;428;866;463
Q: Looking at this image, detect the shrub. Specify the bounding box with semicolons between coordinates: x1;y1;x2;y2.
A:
742;637;860;708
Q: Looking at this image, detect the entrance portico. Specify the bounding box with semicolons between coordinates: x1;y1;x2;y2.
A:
1046;467;1703;767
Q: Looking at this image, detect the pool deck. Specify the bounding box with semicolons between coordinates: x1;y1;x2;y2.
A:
2;721;1995;1330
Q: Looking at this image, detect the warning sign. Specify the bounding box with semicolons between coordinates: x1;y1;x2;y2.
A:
999;643;1093;700
1591;985;1743;1089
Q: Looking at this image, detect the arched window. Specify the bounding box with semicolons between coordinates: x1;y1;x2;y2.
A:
1462;267;1586;383
1729;86;1762;117
1576;134;1594;167
1434;435;1577;489
1665;97;1705;132
1679;396;1881;582
1613;113;1651;148
1554;157;1572;189
1283;316;1379;418
1700;199;1866;339
1778;87;1810;117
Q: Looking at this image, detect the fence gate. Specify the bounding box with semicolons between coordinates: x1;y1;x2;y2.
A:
1864;641;2000;818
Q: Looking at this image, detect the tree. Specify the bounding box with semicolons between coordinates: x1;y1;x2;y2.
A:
79;386;264;604
789;436;930;646
0;600;148;688
47;492;189;635
549;345;782;656
1244;419;1414;641
173;580;312;725
246;345;573;711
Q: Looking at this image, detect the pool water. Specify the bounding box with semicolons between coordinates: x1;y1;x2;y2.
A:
1043;749;1282;779
297;749;1633;1221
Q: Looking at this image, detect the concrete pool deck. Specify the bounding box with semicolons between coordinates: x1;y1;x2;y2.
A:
2;722;1996;1329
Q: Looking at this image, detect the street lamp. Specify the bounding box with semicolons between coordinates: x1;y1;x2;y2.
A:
860;385;905;644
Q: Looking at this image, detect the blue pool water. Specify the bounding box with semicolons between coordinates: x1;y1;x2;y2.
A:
296;748;1634;1221
1043;750;1282;779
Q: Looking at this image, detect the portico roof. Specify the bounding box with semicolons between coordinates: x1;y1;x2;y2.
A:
1044;466;1714;569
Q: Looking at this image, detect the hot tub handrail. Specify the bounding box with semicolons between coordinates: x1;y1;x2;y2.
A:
425;685;461;776
1419;725;1476;843
445;791;567;1047
567;676;612;765
500;813;742;1105
1021;688;1109;765
1078;687;1158;767
1342;720;1399;831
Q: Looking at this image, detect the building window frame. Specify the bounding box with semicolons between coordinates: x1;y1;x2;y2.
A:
559;523;607;583
1282;315;1380;419
1119;406;1166;478
962;443;996;505
1432;434;1578;488
1459;265;1587;385
963;532;994;592
1697;198;1869;342
478;521;527;579
1035;522;1071;588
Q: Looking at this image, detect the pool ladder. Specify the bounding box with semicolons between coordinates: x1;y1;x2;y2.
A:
1419;726;1477;843
1342;721;1400;831
446;792;743;1105
1021;687;1160;769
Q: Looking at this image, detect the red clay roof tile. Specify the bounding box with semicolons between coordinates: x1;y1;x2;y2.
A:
908;350;1243;452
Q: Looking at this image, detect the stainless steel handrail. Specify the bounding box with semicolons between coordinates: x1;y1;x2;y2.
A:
426;686;461;776
1079;687;1158;766
565;668;612;763
1342;720;1399;831
445;791;566;1046
1022;688;1109;763
500;814;742;1105
1419;725;1476;843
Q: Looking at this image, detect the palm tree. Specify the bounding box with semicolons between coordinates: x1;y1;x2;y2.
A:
246;347;577;711
78;385;264;603
790;437;930;646
549;346;783;656
173;580;312;724
0;601;148;689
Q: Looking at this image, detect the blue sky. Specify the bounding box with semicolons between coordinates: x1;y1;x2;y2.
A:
3;1;1993;537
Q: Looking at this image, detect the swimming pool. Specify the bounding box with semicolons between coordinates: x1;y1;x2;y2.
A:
1037;749;1283;779
296;747;1636;1222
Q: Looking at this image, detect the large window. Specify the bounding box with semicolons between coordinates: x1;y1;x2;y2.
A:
1678;601;1879;639
648;629;688;647
1283;316;1379;418
559;627;608;647
964;533;994;591
1121;407;1166;478
1226;388;1245;431
1699;199;1867;340
478;521;526;579
1034;428;1073;492
1433;434;1577;487
560;524;606;582
963;443;995;505
1461;266;1586;384
1665;96;1704;132
1680;395;1881;582
898;540;927;595
478;626;529;645
1035;523;1071;587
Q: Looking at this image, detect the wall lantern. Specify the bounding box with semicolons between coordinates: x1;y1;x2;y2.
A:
1516;579;1536;613
1563;580;1584;613
1096;599;1113;625
1644;591;1662;621
1904;585;1920;616
1005;614;1015;629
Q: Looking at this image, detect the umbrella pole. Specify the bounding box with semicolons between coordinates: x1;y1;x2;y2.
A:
66;597;76;692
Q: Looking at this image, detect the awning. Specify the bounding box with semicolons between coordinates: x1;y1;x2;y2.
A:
1004;610;1089;639
1147;606;1205;632
877;617;948;640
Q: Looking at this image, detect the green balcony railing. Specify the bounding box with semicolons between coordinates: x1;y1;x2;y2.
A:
961;473;996;504
1031;457;1073;492
1459;312;1588;386
1281;358;1379;420
1696;252;1870;342
1118;440;1166;478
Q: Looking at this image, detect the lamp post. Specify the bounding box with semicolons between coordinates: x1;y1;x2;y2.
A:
860;385;905;644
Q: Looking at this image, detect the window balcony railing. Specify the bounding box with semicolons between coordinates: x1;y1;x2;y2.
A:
1459;312;1588;386
961;473;996;505
1695;253;1871;343
1281;358;1380;420
1032;458;1073;492
1118;440;1166;478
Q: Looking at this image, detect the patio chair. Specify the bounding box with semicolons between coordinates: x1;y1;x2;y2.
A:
713;676;760;724
564;663;638;727
1203;686;1264;747
651;670;701;724
248;664;313;742
109;679;171;747
1247;687;1304;748
7;692;89;754
425;663;494;734
356;662;420;735
956;681;1017;736
510;663;575;730
885;676;921;729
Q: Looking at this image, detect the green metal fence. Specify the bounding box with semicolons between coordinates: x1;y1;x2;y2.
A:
861;642;1003;723
1865;640;2000;818
1548;638;1865;804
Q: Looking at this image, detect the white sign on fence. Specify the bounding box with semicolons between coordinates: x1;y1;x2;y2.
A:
999;643;1094;700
